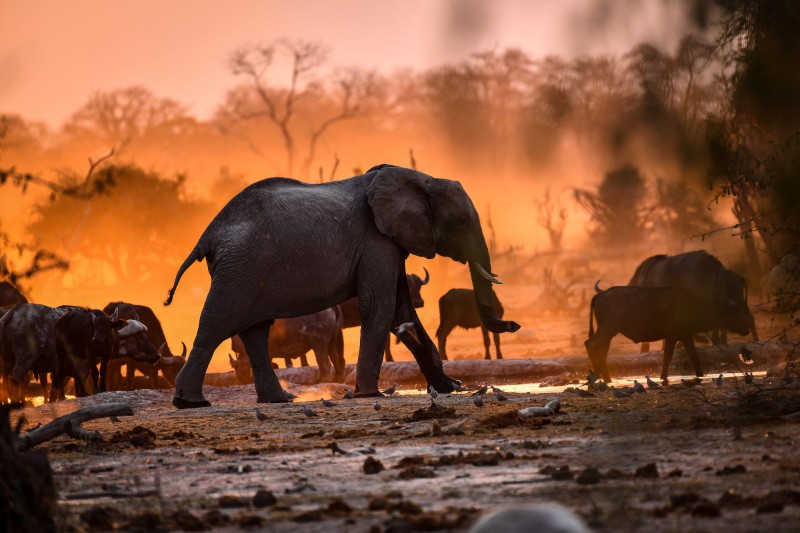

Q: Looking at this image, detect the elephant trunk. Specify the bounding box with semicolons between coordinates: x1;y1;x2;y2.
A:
468;244;521;334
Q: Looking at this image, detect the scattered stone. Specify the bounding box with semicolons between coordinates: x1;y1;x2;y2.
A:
203;510;229;526
169;510;207;531
398;466;436;480
218;495;247;508
551;466;574;481
386;490;403;499
691;501;721;517
327;498;354;515
667;468;683;478
363;456;385;475
716;464;747;476
368;497;389;510
604;468;625;479
670;493;700;508
252;489;277;508
576;467;601;485
634;463;659;479
126;512;163;531
407;404;457;421
293;509;324;522
389;500;423;515
80;506;115;530
238;515;264;528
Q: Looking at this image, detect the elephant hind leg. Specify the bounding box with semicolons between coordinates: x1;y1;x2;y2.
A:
239;321;289;403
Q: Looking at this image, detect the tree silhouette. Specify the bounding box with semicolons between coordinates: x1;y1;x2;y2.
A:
221;40;378;177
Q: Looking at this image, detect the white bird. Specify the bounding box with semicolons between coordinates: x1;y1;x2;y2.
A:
645;376;660;389
429;386;438;399
632;380;646;393
343;389;354;399
255;408;268;421
395;322;421;345
373;400;381;411
716;374;724;387
597;381;609;392
473;396;485;408
495;391;510;402
321;398;336;408
586;369;601;386
382;383;398;396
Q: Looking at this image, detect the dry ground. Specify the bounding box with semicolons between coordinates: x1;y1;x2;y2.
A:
15;371;800;532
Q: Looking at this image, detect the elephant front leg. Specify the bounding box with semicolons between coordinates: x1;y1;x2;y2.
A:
239;321;289;403
393;279;460;393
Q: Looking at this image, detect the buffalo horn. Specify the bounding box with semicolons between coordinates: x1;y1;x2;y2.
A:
421;267;430;285
471;262;502;284
110;307;119;321
180;341;187;359
158;341;168;356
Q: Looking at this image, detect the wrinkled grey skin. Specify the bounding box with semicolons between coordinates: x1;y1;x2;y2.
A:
469;504;589;533
0;304;82;402
165;165;520;407
229;306;345;384
628;250;758;350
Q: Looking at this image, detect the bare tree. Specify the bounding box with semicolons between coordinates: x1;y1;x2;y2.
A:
533;186;567;251
224;40;376;177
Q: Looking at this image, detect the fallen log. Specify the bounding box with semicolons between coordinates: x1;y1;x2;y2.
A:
16;402;134;452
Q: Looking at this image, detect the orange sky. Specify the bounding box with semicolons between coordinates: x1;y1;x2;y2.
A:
1;0;708;127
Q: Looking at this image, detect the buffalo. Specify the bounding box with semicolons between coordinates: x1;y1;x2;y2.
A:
53;307;160;400
0;304;82;402
229;307;344;384
339;269;429;362
585;282;752;383
102;302;186;389
436;288;505;360
628;250;758;349
0;281;27;307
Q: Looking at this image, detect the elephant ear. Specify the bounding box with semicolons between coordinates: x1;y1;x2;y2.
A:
366;166;436;258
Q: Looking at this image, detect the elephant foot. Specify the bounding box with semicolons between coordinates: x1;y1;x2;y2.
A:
429;374;462;394
257;388;292;403
172;397;211;409
353;390;384;398
257;396;291;404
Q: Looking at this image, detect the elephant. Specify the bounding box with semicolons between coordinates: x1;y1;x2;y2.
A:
164;164;520;409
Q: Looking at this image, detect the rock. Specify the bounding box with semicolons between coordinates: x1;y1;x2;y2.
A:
551;466;574;481
168;510;207;531
575;467;601;485
327;498;353;515
634;463;659;479
218;495;247;508
398;466;436;480
363;456;385;475
80;506;115;530
691;501;721;517
715;464;747;476
252;489;277;508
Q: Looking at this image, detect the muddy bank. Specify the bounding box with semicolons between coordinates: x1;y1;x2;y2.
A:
202;341;790;388
13;368;800;532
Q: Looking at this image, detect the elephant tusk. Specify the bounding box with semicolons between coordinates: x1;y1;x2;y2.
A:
471;262;503;284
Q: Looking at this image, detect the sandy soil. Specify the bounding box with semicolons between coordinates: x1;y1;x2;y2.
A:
14;367;800;532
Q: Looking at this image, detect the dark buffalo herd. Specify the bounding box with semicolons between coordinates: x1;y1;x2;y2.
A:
0;248;760;402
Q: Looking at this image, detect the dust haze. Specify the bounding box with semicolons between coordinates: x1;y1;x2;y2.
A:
0;1;757;373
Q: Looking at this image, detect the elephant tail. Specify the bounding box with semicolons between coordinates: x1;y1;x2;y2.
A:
164;245;206;306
